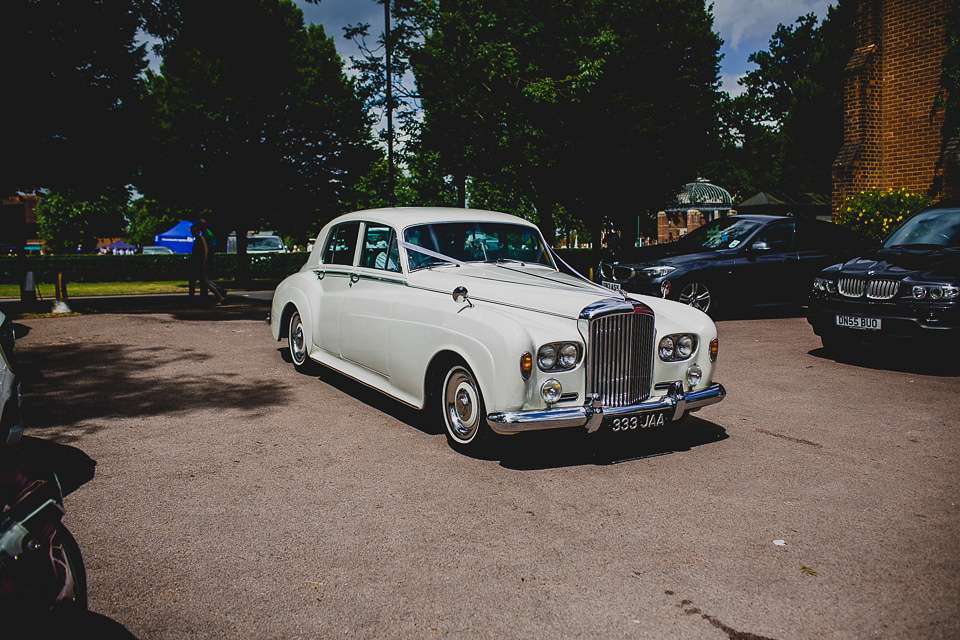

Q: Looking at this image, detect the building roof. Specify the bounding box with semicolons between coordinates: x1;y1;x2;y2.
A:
665;181;733;212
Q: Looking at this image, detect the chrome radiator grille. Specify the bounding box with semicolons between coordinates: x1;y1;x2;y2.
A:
588;311;654;407
838;277;900;300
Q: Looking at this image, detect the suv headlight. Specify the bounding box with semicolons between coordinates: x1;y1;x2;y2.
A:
909;284;960;300
537;342;581;372
813;277;837;294
638;265;676;278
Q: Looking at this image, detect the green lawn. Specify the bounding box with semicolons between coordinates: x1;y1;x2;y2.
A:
0;281;190;299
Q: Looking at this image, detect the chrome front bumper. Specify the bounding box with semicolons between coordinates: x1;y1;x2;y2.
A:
486;382;726;434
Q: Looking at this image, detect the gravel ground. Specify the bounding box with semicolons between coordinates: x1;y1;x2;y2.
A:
5;295;959;639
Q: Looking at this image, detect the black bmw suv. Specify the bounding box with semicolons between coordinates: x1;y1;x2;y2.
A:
807;199;960;352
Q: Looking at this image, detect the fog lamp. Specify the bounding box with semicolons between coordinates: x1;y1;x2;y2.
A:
540;379;562;405
686;364;702;388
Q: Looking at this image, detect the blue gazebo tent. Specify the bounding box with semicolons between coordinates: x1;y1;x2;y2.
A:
153;220;195;254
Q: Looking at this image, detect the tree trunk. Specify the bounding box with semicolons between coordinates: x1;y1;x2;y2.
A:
236;226;250;288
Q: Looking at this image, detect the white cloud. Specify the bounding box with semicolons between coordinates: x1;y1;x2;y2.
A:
712;0;833;51
719;72;747;97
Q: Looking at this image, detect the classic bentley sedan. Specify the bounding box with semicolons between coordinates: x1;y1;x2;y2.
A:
271;208;725;454
808;199;960;353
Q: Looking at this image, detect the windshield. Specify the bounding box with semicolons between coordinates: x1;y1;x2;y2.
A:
677;217;763;250
884;208;960;248
248;236;284;251
403;222;553;270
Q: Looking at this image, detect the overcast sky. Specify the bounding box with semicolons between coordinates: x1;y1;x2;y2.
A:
294;0;835;96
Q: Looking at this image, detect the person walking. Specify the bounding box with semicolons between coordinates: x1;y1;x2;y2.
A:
191;223;226;305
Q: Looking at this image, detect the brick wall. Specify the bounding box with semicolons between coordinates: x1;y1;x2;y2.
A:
832;0;953;214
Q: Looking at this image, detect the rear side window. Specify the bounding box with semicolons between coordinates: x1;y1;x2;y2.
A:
322;222;360;266
755;221;795;252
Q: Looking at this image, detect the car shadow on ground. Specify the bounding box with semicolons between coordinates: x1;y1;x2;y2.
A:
277;348;432;432
278;349;729;468
808;344;960;376
497;415;729;470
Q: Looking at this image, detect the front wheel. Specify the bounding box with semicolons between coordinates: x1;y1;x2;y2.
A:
441;364;493;455
677;281;713;314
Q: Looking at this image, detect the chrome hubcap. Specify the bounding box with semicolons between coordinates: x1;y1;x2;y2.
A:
290;314;305;364
444;368;479;442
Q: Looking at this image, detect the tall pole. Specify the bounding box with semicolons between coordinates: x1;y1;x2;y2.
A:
385;0;395;206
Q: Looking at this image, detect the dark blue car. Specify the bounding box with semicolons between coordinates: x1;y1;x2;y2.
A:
597;214;870;316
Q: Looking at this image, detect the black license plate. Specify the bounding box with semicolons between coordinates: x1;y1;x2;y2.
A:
608;412;666;433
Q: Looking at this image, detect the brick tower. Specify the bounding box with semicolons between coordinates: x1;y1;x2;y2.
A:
832;0;957;214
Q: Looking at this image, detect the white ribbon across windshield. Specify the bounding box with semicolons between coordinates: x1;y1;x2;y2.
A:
398;240;467;266
399;238;625;298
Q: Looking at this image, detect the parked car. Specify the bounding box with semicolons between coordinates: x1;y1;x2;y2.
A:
597;214;872;316
271;207;725;455
807;199;960;352
142;246;174;255
228;233;286;253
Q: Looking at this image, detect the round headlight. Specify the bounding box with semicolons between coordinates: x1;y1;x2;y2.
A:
540;379;562;404
686;364;702;388
912;286;926;299
676;334;694;358
658;336;675;360
538;344;557;370
559;343;578;368
930;287;943;300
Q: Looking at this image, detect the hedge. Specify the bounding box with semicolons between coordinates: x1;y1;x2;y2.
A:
0;249;598;285
0;253;310;285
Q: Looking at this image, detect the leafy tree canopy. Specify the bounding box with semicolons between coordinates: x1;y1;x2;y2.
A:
0;0;147;198
140;0;376;279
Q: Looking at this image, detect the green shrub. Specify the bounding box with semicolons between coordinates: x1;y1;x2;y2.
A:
835;187;932;241
0;253;310;285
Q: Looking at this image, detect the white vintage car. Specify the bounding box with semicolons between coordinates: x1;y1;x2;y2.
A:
270;207;725;454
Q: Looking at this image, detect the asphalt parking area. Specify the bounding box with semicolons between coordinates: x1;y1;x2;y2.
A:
7;298;959;639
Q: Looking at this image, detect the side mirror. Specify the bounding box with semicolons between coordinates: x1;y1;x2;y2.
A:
750;241;771;252
453;286;474;308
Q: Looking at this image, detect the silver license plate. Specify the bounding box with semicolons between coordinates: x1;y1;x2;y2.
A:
836;314;881;330
602;281;621;291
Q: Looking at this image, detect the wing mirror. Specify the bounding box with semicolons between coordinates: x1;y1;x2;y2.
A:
452;286;474;308
750;241;771;252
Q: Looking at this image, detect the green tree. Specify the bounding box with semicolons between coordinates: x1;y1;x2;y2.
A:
36;189;129;254
712;1;856;199
140;0;376;282
0;0;147;198
411;0;722;248
124;197;189;247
